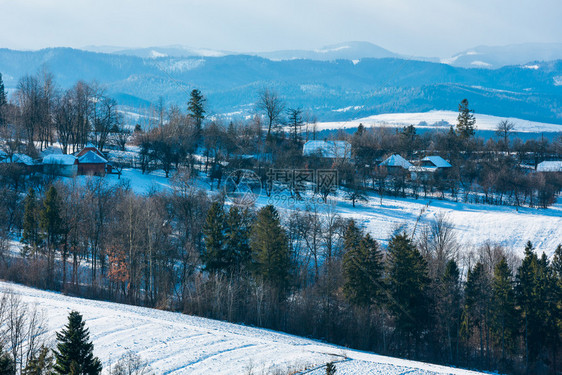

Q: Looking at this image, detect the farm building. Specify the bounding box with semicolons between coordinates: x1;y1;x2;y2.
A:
76;144;105;158
419;156;452;169
0;153;39;173
537;161;562;173
43;154;78;177
78;151;108;175
379;154;412;172
303;140;351;159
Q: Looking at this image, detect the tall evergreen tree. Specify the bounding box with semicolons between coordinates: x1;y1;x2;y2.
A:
462;262;491;365
250;205;291;292
187;89;206;133
224;206;252;272
0;344;14;375
53;311;102;375
40;186;63;285
22;188;40;256
343;227;384;307
456;99;476;139
386;232;431;354
437;259;462;364
23;346;53;375
202;201;226;272
490;257;518;364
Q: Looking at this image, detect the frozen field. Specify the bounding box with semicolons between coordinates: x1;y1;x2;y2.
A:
316;110;562;133
0;281;489;375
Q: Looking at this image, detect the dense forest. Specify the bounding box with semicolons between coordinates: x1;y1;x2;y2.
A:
0;70;561;374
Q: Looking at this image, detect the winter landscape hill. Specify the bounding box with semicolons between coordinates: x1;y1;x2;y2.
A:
2;45;562;124
0;281;489;375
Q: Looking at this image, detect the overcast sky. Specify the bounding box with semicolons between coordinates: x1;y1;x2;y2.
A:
1;0;561;57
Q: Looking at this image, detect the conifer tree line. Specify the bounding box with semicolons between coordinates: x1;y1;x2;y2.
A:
0;174;561;373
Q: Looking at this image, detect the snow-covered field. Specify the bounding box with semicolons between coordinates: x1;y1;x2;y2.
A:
0;281;489;375
92;168;562;257
316;110;562;133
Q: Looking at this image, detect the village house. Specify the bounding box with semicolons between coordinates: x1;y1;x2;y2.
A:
536;161;562;173
0;153;39;174
42;154;78;177
379;154;412;173
78;151;108;176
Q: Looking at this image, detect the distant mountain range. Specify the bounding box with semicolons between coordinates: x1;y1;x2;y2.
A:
1;44;562;125
83;41;562;69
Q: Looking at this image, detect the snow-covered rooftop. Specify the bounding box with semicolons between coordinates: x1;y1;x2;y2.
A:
422;155;452;168
43;154;77;165
78;150;108;164
303;140;351;159
379;154;412;169
0;153;35;166
537;161;562;172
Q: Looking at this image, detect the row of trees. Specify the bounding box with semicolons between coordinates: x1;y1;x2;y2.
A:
0;71;126;158
1;171;561;373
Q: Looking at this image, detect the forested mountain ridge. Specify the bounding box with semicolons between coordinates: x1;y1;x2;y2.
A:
1;47;562;124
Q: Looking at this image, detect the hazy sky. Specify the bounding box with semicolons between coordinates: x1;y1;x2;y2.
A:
1;0;561;57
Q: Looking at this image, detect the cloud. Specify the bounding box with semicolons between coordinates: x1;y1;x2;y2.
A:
0;0;560;56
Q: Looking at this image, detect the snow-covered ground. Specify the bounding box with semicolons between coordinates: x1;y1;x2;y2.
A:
92;168;562;257
0;281;490;375
316;110;562;133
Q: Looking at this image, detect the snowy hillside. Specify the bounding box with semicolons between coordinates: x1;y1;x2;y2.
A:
317;110;562;133
73;169;562;257
0;281;489;375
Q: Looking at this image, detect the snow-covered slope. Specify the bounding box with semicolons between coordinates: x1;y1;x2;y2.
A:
0;281;488;375
76;168;562;256
317;110;562;133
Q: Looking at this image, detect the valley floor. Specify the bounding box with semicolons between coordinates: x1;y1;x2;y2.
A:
0;281;490;375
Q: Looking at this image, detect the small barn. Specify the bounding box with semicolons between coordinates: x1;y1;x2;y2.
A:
379;154;412;173
78;151;108;176
0;153;38;174
43;154;78;177
303;140;351;159
537;161;562;173
76;144;105;158
420;156;452;169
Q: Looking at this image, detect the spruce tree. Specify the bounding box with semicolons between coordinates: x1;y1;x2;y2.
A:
224;206;251;272
343;229;384;307
40;186;63;285
462;262;491;364
187;89;206;133
53;311;102;375
22;188;40;256
491;257;518;363
386;232;431;352
438;259;462;363
202;201;227;272
250;205;291;292
456;98;476;139
0;344;14;375
23;346;53;375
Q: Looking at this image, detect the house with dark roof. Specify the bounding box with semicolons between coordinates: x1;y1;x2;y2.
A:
78;151;108;176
